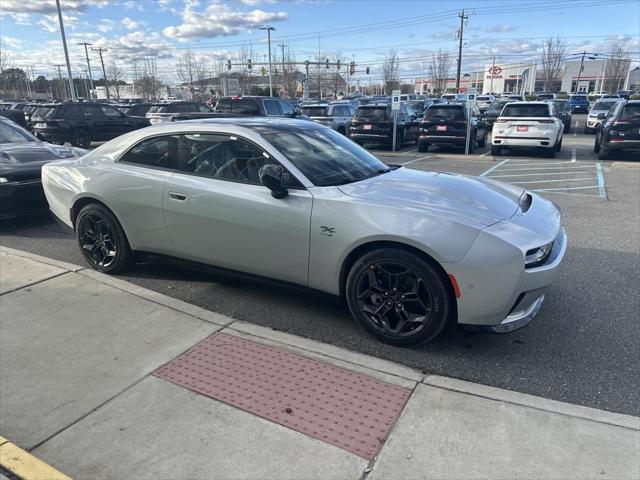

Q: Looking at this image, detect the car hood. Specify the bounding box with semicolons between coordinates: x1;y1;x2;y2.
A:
337;167;525;227
0;142;86;174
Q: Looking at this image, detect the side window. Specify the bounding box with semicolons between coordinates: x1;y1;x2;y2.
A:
263;100;281;116
279;101;295;116
65;104;84;117
101;105;121;117
198;105;210;112
119;135;180;170
85;104;105;117
179;134;270;185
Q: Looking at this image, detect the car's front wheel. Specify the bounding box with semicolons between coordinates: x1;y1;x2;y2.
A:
70;128;91;149
75;203;132;274
346;249;452;346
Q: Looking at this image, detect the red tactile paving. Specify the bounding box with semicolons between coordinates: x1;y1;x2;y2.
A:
153;332;411;459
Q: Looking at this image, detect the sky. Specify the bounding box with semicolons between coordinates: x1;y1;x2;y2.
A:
1;0;639;84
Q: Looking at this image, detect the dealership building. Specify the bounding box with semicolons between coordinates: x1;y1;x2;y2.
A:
416;59;633;94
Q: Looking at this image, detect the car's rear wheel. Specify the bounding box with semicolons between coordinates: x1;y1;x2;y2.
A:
346;249;452;346
544;146;557;158
417;140;429;152
75;203;132;274
70;128;91;149
477;132;487;148
594;137;600;153
556;138;562;152
564;123;570;134
598;145;610;160
491;145;502;156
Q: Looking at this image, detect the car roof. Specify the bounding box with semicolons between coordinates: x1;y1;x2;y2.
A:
179;117;323;133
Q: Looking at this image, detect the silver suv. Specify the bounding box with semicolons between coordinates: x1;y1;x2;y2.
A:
301;101;356;135
585;99;621;133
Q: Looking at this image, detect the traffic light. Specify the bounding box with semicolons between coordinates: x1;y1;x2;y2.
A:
325;58;329;69
226;59;231;70
247;59;252;70
349;62;355;76
366;67;370;75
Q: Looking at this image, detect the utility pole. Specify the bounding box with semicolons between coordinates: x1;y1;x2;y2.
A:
278;42;286;97
455;9;469;92
55;0;77;101
575;50;587;93
78;42;95;98
54;64;65;99
92;47;110;99
260;26;275;97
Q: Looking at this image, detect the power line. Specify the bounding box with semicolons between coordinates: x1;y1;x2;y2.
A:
91;46;110;99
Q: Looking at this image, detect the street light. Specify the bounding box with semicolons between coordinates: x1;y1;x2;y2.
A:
260;26;276;96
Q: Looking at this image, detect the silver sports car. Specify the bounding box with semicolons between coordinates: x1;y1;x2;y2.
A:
42;118;567;345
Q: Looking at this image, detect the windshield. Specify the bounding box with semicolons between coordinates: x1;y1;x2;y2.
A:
0;119;36;144
477;96;492;101
148;105;169;113
31;107;56;119
537;94;554;100
355;107;388;120
570;95;588;101
593;101;618;111
502;104;550;117
425;106;464;120
487;100;509;112
554;101;571;112
301;107;329;117
264;128;390;187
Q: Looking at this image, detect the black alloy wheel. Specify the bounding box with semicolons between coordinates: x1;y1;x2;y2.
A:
71;128;91;149
76;204;132;274
346;249;451;346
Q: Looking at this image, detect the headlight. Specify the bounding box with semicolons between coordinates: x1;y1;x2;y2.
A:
0;177;8;184
34;122;47;128
525;243;553;268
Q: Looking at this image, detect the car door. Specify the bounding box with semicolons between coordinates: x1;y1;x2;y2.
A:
472;105;486;139
99;104;130;138
162;132;313;286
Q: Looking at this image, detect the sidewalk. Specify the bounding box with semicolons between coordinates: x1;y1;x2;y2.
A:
1;246;638;480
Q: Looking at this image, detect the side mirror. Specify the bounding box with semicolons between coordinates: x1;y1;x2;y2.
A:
259;164;288;199
597;113;606;120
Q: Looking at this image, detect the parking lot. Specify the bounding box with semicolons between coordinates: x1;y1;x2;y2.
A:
2;114;638;417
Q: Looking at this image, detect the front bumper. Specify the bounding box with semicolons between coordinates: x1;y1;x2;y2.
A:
33;128;67;144
0;179;47;219
586;118;601;130
444;193;566;333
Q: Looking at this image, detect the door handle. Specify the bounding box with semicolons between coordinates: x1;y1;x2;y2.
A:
169;192;187;201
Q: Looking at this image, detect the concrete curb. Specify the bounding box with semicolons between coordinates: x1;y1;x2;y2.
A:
0;246;84;273
0;436;71;480
423;375;640;431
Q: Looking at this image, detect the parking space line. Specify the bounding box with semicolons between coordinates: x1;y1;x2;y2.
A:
504;161;574;166
512;177;596;185
401;148;418;155
574;121;579;136
479;159;510;176
498;165;593;172
490;170;596;178
571;148;576;163
480;151;490;157
596;162;606;198
531;185;601;192
399;155;432;165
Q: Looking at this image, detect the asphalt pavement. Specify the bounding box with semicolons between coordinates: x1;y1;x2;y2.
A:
1;114;639;416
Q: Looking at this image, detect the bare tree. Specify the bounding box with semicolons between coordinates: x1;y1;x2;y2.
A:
540;37;567;92
237;43;254;95
176;50;207;100
428;49;450;94
0;40;10;72
108;62;124;100
382;49;399;95
327;50;346;98
137;57;163;100
604;43;631;93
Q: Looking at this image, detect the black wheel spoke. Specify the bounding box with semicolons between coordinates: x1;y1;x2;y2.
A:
79;213;118;269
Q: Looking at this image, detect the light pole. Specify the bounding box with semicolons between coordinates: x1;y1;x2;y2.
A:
260;26;275;97
55;0;77;101
78;42;95;98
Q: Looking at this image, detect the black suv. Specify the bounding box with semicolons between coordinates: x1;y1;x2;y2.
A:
483;99;511;129
32;102;149;148
214;96;300;117
594;100;640;160
117;102;154;118
418;103;487;153
349;103;419;147
552;99;572;133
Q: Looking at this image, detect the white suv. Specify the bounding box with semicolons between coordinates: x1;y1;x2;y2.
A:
491;101;564;158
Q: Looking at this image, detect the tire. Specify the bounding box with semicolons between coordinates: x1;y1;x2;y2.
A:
598;146;610;160
345;248;452;346
477;132;487;148
75;203;132;274
564;124;570;134
467;136;475;154
417;140;429;152
70;128;91;149
556;137;562;152
544;146;557;158
594;137;600;153
491;145;502;156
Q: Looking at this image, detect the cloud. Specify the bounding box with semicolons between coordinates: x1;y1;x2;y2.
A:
486;25;517;33
38;12;80;33
121;17;139;30
239;0;276;4
1;35;22;49
98;19;115;33
0;0;108;17
163;1;288;40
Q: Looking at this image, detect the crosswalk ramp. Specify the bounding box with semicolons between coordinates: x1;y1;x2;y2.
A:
480;159;606;198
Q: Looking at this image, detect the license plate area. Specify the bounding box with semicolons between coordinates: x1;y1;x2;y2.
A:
363;124;372;130
436;125;447;131
517;125;529;132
